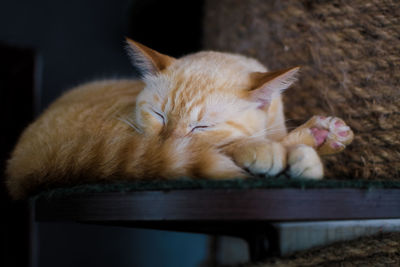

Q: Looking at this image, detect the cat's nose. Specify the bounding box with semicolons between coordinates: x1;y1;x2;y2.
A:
161;125;186;139
171;128;187;138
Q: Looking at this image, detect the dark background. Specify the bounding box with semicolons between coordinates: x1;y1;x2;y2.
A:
0;0;208;266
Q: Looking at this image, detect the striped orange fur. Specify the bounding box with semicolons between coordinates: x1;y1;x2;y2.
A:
5;39;353;199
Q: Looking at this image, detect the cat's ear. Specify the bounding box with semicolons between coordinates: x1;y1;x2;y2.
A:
248;66;300;107
125;38;176;77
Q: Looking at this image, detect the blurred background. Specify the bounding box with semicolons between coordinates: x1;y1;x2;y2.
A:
3;1;400;266
0;0;210;266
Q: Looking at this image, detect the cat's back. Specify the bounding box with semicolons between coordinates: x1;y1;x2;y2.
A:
19;79;143;141
6;79;143;198
47;79;143;120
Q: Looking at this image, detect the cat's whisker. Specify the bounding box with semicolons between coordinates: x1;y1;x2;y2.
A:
250;129;285;138
116;117;143;134
248;124;303;139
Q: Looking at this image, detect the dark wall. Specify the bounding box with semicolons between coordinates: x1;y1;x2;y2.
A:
38;223;208;267
0;0;204;110
0;0;208;266
128;0;204;57
0;0;134;110
0;43;35;267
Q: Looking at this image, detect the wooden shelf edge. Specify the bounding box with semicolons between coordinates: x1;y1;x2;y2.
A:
34;188;400;223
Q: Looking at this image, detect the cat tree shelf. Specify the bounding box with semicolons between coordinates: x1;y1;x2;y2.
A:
35;188;400;222
31;179;400;260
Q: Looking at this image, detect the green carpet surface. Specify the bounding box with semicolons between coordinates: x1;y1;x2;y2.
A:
35;177;400;199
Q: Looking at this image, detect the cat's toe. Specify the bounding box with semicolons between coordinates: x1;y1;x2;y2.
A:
329;117;353;146
287;145;323;180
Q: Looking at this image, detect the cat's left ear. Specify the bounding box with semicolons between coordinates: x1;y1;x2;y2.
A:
248;66;300;107
125;38;176;77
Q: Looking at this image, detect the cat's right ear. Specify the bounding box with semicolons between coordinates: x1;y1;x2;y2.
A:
125;38;176;77
247;66;300;108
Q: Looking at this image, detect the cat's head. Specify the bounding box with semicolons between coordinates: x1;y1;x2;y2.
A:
126;38;299;145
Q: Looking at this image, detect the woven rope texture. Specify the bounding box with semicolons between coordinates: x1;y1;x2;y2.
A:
204;0;400;180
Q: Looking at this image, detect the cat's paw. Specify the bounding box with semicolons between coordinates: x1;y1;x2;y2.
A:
287;145;323;179
233;142;286;177
308;116;354;155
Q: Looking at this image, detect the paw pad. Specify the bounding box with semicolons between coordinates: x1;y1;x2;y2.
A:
310;128;329;146
309;116;354;155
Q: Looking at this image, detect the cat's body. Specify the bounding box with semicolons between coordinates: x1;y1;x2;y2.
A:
6;39;353;199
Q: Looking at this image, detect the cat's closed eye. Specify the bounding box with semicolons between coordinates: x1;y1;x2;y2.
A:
190;125;210;133
152;110;166;125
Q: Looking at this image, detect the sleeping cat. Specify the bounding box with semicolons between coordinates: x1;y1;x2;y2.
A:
6;39;353;199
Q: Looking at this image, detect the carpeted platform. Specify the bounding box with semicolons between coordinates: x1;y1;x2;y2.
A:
241;232;400;267
34;178;400;199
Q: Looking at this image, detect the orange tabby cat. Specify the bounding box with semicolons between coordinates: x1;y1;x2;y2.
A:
6;39;353;199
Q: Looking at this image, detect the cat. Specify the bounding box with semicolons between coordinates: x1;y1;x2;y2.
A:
5;38;354;199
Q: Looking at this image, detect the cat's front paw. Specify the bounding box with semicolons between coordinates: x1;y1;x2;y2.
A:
233;142;286;177
308;116;354;155
282;115;353;156
287;145;323;179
